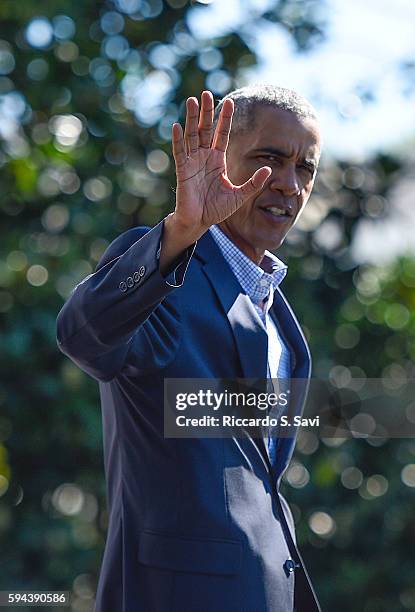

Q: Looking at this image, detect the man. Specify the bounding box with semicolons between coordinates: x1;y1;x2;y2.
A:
56;84;322;612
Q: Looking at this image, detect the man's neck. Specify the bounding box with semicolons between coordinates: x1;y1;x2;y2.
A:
216;222;265;266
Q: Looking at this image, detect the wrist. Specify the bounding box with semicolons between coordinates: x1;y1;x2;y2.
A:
159;213;201;277
165;212;207;246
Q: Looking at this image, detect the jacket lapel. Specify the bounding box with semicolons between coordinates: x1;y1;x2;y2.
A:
195;231;268;380
270;288;312;481
194;232;271;470
193;232;312;480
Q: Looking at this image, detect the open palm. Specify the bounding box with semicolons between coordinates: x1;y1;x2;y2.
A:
171;91;271;232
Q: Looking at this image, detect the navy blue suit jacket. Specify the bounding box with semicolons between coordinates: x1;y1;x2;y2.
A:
56;219;321;612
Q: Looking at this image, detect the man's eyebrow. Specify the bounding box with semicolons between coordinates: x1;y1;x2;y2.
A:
252;147;290;158
251;147;317;168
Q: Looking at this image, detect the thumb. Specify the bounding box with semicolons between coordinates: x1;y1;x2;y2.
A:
237;166;272;199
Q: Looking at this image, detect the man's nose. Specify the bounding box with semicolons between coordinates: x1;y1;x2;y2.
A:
268;166;299;196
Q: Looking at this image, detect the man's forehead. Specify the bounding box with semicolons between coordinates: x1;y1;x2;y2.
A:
233;106;321;160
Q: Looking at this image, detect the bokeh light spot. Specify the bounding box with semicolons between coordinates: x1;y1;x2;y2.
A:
401;464;415;488
0;42;15;75
26;264;48;286
115;0;142;14
101;12;125;35
146;149;169;174
313;217;343;252
55;41;79;63
366;474;388;497
83;177;112;202
341;466;363;489
309;511;336;538
148;44;177;69
285;461;310;488
25;18;54;48
102;35;129;61
73;573;95;600
335;323;360;349
27;58;49;80
342;166;365;189
384;303;410;330
296;431;319;455
41;204;70;233
197;47;222;71
52;483;84;516
52;15;76;40
49;114;83;147
6;250;28;271
205;69;231;94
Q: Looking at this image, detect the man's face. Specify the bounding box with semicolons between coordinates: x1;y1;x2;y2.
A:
219;104;321;264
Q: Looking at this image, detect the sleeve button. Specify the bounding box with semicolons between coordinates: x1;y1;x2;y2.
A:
139;265;146;277
126;276;134;288
133;271;140;283
119;281;127;292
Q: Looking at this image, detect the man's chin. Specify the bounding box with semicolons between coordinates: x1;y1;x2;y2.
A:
263;233;287;252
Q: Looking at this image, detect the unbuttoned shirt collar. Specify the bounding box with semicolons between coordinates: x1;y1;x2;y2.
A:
209;224;288;313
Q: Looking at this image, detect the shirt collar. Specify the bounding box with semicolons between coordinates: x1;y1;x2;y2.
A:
209;224;288;304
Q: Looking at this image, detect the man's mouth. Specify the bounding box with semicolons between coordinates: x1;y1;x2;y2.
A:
258;205;292;219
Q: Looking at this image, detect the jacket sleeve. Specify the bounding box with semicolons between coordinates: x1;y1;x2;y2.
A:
56;218;195;382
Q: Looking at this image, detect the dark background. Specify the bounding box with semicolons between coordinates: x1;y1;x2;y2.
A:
0;1;414;610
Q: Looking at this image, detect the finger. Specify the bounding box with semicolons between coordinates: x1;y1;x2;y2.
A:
184;97;199;156
171;123;187;169
198;90;214;149
236;166;272;198
212;98;234;153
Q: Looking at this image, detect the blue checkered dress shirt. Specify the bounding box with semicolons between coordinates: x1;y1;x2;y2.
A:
209;225;292;462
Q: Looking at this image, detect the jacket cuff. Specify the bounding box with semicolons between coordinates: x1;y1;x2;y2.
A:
156;220;197;288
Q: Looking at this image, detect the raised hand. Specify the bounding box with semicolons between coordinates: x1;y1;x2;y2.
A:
171;90;271;236
159;90;271;274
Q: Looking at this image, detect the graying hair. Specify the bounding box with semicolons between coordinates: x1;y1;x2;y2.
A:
213;83;318;134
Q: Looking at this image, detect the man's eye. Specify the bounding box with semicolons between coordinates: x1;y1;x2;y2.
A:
260;155;278;162
299;165;314;175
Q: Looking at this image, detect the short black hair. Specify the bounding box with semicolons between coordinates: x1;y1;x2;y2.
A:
213;83;318;134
